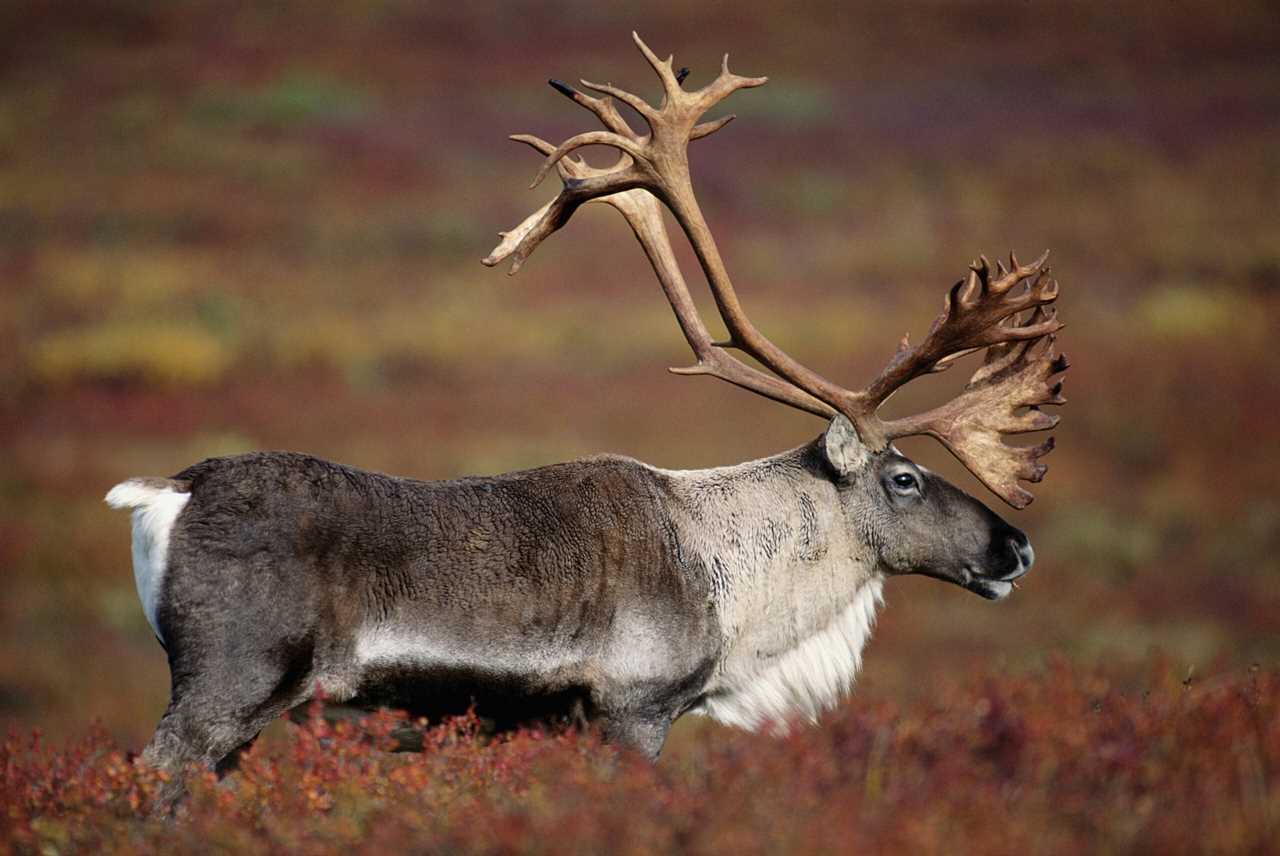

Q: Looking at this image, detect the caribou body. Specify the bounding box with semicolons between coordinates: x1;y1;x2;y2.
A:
108;35;1066;810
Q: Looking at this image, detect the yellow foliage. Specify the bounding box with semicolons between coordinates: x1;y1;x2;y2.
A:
29;322;234;386
40;248;209;307
1137;287;1261;341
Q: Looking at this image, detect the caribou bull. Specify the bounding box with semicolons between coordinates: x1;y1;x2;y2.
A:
108;34;1066;809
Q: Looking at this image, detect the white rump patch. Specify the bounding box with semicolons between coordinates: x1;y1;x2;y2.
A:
699;578;884;733
105;479;190;641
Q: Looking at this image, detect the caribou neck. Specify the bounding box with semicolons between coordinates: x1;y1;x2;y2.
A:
654;440;884;730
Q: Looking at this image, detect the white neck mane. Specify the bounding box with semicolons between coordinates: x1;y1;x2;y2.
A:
697;578;883;732
657;450;885;733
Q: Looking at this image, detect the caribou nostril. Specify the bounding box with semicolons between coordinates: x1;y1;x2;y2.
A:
1008;537;1035;570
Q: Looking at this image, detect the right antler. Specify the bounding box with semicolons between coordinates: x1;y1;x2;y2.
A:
500;142;835;418
484;32;836;418
483;34;1067;508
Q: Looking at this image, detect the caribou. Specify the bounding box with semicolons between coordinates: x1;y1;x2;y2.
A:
107;34;1067;809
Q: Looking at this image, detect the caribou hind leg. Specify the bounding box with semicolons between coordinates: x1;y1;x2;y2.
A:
144;672;315;813
142;616;319;813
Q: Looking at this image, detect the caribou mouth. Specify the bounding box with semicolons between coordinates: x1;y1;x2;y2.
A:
918;562;1027;600
997;563;1030;584
960;562;1028;601
965;577;1014;601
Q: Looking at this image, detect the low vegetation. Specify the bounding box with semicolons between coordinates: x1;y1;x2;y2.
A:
3;660;1275;854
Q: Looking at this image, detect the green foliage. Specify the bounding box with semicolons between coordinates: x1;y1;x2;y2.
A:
735;80;834;126
192;74;377;129
1136;287;1248;341
1046;506;1160;581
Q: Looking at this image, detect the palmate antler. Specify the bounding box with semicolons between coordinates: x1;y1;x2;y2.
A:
483;33;1067;509
862;257;1068;507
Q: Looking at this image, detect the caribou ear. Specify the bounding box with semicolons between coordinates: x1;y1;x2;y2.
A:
822;414;868;477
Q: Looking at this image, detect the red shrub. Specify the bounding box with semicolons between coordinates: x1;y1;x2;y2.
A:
3;661;1277;855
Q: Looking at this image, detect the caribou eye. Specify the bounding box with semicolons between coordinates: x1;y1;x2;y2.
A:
891;472;919;491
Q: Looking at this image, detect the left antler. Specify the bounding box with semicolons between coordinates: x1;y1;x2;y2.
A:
483;34;1067;508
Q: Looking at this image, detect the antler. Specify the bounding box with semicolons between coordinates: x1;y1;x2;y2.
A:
864;256;1069;508
483;35;1067;508
483;32;836;417
493;131;834;417
484;33;859;407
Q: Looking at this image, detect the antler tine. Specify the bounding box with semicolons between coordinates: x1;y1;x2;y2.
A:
509;133;556;159
548;79;639;139
482;133;648;274
860;251;1062;409
708;52;771;98
690;114;737;140
529;131;648;189
509;133;592;184
631;31;683;102
577;77;657;122
630;31;769;113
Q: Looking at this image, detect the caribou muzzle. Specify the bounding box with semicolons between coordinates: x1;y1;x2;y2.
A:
965;526;1035;601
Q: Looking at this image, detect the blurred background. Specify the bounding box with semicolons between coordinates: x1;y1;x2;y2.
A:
1;1;1277;747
